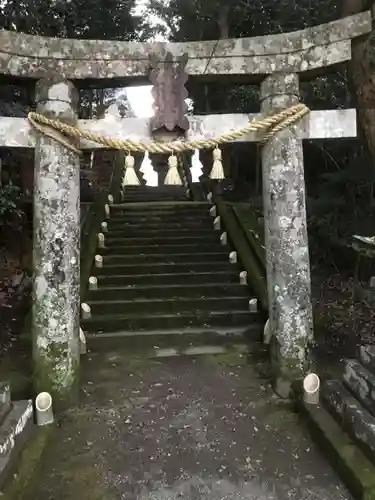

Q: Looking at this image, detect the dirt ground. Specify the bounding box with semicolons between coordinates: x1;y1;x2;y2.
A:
24;352;351;500
312;270;375;359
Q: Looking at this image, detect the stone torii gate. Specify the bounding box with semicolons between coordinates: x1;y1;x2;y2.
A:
0;11;371;402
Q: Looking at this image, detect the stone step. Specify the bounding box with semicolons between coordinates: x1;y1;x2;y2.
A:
110;203;210;214
105;235;220;246
87;283;250;301
106;220;214;231
105;227;214;238
110;201;210;209
95;269;241;286
110;200;208;208
121;187;186;195
107;209;211;218
113;197;201;203
81;309;258;333
110;202;210;211
343;359;375;416
101;251;230;265
107;214;212;224
120;187;187;193
323;379;375;464
120;195;188;202
359;345;375;374
298;399;375;500
0;383;11;426
0;400;34;489
144;344;251;359
120;187;187;194
85;325;262;352
94;261;239;277
0;404;11;427
86;296;252;316
101;243;228;256
121;188;187;194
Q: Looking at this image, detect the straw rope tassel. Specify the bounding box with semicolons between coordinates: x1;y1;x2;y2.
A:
164;155;182;185
190;149;203;182
210;147;224;180
122;153;140;186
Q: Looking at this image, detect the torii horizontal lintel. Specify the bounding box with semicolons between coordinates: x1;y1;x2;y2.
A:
0;12;371;80
0;109;356;150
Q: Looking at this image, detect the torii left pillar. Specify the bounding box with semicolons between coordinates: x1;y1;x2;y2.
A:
33;78;80;408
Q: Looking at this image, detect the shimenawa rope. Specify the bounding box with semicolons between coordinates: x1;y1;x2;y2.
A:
27;103;309;185
27;103;309;155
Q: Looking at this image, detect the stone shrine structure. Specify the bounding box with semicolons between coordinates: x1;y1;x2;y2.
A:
0;11;371;400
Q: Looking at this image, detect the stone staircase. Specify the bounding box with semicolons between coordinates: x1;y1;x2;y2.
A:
0;383;33;487
301;345;375;497
81;186;265;356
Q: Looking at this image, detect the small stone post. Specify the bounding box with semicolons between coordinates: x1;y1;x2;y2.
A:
33;78;80;407
260;73;314;398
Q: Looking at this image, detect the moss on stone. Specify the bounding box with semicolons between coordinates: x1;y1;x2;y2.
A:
268;336;314;398
269;336;310;378
215;198;268;312
1;426;54;500
299;400;375;500
33;347;80;411
80;152;124;300
263;407;298;427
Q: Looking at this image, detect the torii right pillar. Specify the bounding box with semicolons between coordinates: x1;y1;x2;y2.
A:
260;72;314;398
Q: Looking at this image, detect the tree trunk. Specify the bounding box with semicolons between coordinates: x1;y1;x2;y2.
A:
217;5;230;39
216;6;230;113
342;0;375;160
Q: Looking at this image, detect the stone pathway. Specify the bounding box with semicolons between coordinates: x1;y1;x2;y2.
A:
27;351;351;500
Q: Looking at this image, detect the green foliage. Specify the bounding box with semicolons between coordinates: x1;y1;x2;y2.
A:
307;155;375;253
0;183;24;229
148;0;340;41
0;0;139;118
0;0;139;40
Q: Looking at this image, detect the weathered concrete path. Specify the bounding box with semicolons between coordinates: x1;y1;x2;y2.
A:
26;351;351;500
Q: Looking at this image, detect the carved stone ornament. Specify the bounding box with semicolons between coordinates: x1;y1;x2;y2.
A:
149;51;189;137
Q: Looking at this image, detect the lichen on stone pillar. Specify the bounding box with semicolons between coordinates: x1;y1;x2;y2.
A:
260;72;314;398
33;77;80;407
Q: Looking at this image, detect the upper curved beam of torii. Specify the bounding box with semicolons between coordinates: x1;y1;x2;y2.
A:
0;11;371;83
